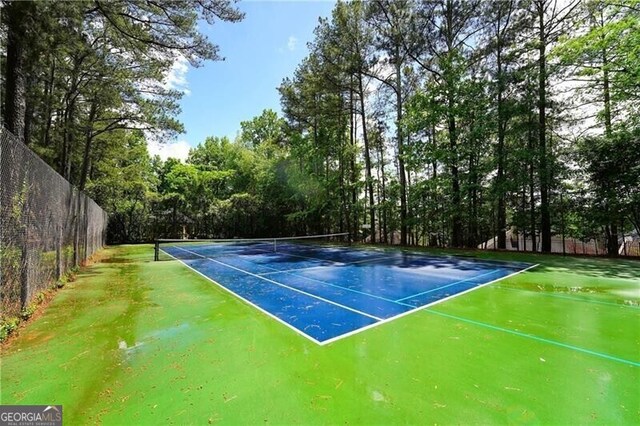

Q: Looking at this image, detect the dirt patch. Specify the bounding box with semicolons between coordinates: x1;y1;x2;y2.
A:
83;250;113;265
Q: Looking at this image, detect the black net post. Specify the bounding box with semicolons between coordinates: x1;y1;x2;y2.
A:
154;241;160;261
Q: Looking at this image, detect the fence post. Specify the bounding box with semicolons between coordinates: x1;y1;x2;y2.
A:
20;179;31;309
20;235;29;309
73;190;80;267
154;241;159;261
55;224;62;280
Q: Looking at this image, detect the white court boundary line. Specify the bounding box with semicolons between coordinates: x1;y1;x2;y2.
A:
160;249;324;345
262;265;415;306
269;250;348;265
163;245;539;346
258;265;334;276
319;263;540;345
266;250;397;268
256;255;399;276
175;246;383;321
395;268;502;302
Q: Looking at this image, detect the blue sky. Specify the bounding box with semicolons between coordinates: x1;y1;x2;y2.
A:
149;1;336;160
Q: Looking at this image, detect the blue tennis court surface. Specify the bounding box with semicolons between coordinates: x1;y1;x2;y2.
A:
162;243;534;345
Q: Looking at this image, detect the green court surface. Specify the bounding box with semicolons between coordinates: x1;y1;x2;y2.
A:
1;245;638;424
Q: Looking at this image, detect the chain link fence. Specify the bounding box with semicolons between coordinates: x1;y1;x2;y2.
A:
1;128;107;317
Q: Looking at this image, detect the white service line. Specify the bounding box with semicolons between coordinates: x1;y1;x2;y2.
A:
265;266;413;306
273;250;347;265
272;249;395;268
174;246;383;321
258;265;335;275
257;255;397;276
346;255;400;265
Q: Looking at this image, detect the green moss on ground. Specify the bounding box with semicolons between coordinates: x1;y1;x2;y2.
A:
1;245;638;424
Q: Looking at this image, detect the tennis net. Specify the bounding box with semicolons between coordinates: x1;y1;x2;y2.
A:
154;233;350;261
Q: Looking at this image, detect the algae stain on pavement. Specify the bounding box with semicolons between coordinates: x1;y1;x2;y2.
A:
2;244;639;425
84;288;142;419
71;253;157;423
0;246;152;424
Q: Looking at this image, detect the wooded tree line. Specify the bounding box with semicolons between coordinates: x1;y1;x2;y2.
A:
278;0;639;254
1;0;638;254
1;0;243;241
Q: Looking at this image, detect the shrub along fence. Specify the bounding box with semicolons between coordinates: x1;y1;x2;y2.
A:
0;128;107;318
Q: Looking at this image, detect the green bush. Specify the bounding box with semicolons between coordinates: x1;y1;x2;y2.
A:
49;267;78;289
0;317;20;342
20;303;38;321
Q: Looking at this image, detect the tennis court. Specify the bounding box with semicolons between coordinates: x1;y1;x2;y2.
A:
158;235;535;344
2;244;638;424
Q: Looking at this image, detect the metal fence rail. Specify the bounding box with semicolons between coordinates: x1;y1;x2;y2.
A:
0;128;107;317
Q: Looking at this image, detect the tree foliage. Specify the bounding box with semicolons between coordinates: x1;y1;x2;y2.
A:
2;0;638;253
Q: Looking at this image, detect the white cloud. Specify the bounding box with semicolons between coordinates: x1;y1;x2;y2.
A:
147;139;191;161
287;36;298;51
163;55;191;96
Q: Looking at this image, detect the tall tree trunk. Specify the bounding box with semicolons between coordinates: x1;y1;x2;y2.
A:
607;224;618;255
349;85;358;238
444;1;462;248
61;103;76;181
602;54;612;138
79;100;98;191
339;150;346;233
3;2;33;142
430;125;438;246
469;152;479;248
375;147;382;241
61;51;87;182
538;3;552;252
601;36;618;255
379;141;388;244
42;58;56;147
339;95;347;234
447;97;462;247
395;44;408;246
431;124;438;180
357;75;375;243
528;100;537;252
521;183;527;251
61;68;81;181
496;45;507;249
407;170;413;245
61;108;70;176
23;89;34;145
